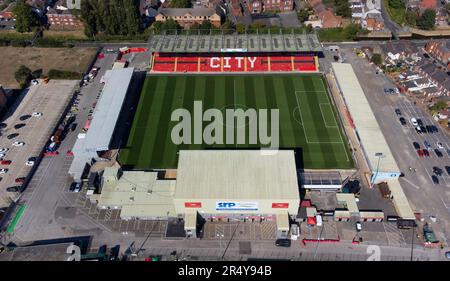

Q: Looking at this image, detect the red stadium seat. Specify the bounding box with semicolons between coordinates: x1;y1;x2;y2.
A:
151;53;317;73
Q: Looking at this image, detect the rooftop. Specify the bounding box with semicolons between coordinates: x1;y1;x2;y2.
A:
147;32;323;53
158;8;217;17
174;150;299;200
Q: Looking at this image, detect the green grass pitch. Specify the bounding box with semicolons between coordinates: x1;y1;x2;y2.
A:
119;74;354;170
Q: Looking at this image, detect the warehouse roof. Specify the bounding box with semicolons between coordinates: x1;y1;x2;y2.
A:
148;32;323;53
331;63;399;173
97;168;176;218
83;67;134;152
388;181;415;219
174;150;299;199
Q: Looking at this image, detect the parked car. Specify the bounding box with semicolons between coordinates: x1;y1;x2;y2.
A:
0;123;7;129
445;251;450;260
399;117;406;125
70;123;77;131
432;175;439;185
433;167;443;176
32;112;43;117
417;119;423;126
15;177;25;183
69;182;81;193
437;142;444;149
31;79;39;85
1;160;11;165
19;115;31;121
413;142;420;150
411;118;418;126
415;126;423;134
0;168;8;174
356;221;362;232
424;141;432;150
14;123;26;129
395;109;401;116
12;141;25;147
445;166;450;176
6;186;20;192
435;149;443;158
417;149;424;157
423;149;430;157
7;133;19;140
0;148;9;153
275;239;291;247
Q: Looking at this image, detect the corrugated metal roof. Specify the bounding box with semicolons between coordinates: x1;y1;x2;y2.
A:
332;63;399;173
174;150;299;200
83;68;134;152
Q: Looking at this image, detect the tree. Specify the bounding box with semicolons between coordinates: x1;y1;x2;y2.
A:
12;0;39;33
430;101;447;113
221;20;235;34
297;9;310;23
388;0;404;9
15;65;32;89
417;9;436;30
405;9;417;26
170;0;191;8
236;23;246;34
334;0;351;18
371;53;382;66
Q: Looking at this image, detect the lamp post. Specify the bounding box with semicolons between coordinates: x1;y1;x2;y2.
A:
371;152;385;188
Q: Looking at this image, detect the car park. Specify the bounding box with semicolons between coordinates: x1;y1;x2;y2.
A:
433;167;443;176
413;142;420;149
395;109;401;116
12;141;25;147
432;175;439;185
434;149;443;158
0;168;8;174
399;117;406;125
7;133;19;140
14;123;26;129
411;118;418;126
275;239;291;247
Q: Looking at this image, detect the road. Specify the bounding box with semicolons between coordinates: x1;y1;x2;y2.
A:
380;1;401;39
334;46;450;248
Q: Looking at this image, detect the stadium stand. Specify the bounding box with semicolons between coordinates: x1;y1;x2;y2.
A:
152;53;318;73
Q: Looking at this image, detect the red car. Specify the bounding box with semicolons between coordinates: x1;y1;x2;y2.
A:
15;177;25;183
417;150;424;157
423;149;430;157
1;160;11;165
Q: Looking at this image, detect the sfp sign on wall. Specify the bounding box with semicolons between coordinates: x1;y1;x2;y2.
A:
216;202;258;211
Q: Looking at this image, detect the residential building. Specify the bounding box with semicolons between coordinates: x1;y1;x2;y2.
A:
0;11;15;30
307;0;342;28
47;8;84;30
419;0;437;13
363;16;384;31
155;8;222;28
243;0;294;14
425;41;450;65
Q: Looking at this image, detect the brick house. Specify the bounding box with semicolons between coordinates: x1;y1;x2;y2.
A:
155;8;221;28
425;41;450;66
243;0;294;14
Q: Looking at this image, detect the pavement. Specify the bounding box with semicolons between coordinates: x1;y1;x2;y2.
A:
0;80;77;207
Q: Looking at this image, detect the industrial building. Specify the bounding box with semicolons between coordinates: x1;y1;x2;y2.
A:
95;150;300;238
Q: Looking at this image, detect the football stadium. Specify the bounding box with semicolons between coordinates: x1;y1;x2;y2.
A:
118;74;353;170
